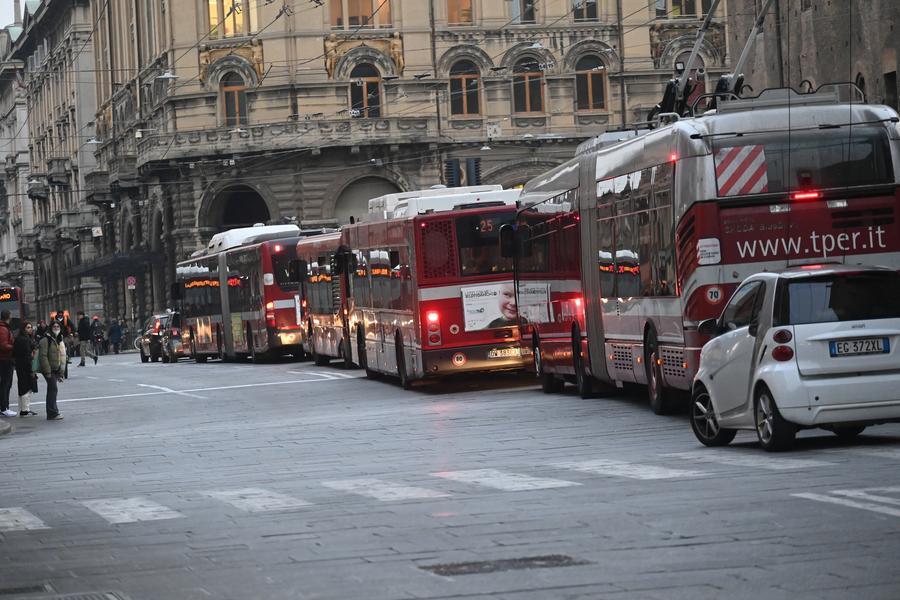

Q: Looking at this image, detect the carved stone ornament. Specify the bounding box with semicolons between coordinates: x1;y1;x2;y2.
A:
324;33;403;79
199;40;265;83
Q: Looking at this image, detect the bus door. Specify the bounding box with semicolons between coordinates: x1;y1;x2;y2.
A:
582;157;613;383
218;253;235;358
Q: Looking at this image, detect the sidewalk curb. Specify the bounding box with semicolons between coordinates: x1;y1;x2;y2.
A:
0;420;10;437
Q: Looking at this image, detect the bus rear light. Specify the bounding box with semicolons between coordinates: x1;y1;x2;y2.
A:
428;333;441;345
266;314;276;328
266;301;275;310
792;190;821;201
426;310;440;324
771;345;794;361
669;153;677;162
573;297;583;309
772;329;793;344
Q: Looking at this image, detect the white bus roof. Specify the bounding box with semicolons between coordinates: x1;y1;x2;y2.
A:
205;224;300;255
367;185;504;218
390;188;520;218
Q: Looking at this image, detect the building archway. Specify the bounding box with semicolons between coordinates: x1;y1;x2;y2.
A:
332;176;401;224
207;185;272;231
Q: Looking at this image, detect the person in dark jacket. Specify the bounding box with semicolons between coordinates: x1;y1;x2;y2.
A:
13;322;37;417
38;322;64;421
108;320;123;354
0;310;16;417
76;311;97;367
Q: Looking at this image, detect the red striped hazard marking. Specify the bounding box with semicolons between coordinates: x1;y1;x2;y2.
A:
715;145;768;196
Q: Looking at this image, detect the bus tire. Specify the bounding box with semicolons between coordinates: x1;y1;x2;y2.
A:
572;327;594;399
396;334;412;390
342;337;355;370
358;332;378;379
535;343;562;394
312;347;329;366
645;329;678;415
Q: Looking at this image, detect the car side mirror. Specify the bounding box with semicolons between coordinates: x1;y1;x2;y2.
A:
748;321;759;337
698;318;720;336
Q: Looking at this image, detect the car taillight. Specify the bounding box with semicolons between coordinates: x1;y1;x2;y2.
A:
772;329;792;344
153;319;161;333
266;316;276;328
171;328;180;337
425;310;441;346
771;346;794;361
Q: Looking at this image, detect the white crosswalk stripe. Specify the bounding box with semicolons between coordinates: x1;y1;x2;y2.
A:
665;451;834;471
81;497;184;524
322;478;449;501
0;507;48;532
202;488;311;512
844;447;900;461
554;459;704;480
432;469;581;491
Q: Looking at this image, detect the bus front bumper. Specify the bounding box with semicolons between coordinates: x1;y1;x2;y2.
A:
422;343;528;375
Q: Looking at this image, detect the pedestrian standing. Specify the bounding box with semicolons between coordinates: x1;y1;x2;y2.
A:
76;311;97;367
90;316;104;357
35;320;47;339
13;322;37;417
108;320;123;354
0;310;15;417
38;321;64;421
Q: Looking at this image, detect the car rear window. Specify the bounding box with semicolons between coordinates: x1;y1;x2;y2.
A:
776;271;900;325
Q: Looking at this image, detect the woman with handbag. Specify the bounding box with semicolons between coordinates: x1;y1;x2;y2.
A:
13;321;38;417
38;321;64;421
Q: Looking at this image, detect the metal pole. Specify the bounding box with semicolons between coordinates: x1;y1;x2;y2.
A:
732;0;777;79
675;0;723;100
616;0;627;127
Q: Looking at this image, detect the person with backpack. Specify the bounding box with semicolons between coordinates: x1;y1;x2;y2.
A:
13;321;38;417
38;321;65;421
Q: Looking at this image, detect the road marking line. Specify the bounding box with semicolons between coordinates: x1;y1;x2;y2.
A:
792;492;900;518
54;378;339;404
108;378;125;382
554;459;704;480
321;478;450;502
84;376;99;380
845;448;900;461
81;497;184;524
431;469;581;491
665;451;834;470
0;507;48;532
202;488;311;512
831;488;900;507
137;384;207;399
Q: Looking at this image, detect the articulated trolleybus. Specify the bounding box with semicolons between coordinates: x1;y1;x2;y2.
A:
299;185;526;386
177;224;306;362
511;84;900;413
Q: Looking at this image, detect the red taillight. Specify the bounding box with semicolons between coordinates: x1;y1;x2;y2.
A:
669;153;677;162
428;334;441;345
771;345;794;361
772;329;792;344
153;319;161;333
266;316;276;328
425;310;441;345
426;311;439;324
573;297;583;309
792;190;821;201
274;244;282;252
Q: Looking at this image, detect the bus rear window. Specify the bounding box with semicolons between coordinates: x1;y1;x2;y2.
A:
713;125;893;196
456;212;515;277
776;272;900;325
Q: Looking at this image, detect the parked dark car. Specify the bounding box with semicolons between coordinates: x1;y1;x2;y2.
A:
139;313;171;363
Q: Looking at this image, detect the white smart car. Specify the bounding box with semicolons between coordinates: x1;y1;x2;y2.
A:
690;265;900;451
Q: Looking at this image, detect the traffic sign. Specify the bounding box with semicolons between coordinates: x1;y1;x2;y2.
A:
126;275;137;290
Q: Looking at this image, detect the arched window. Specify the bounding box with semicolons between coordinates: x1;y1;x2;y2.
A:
350;63;381;118
221;72;248;126
575;55;606;111
449;60;480;116
513;58;543;114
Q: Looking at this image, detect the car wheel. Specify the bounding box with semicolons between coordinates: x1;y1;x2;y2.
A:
396;335;412;390
690;385;737;447
535;345;563;394
831;425;866;440
140;348;149;364
754;386;796;452
645;333;679;414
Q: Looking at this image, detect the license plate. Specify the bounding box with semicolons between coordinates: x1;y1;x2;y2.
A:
488;347;521;359
829;337;890;357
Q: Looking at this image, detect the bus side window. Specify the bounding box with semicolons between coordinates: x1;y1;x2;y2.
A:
652;163;676;296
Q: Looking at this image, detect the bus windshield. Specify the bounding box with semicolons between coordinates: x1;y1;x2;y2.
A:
456;211;515;277
272;249;300;291
712;125;893;196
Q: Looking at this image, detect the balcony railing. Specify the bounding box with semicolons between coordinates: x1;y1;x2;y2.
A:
135;116;439;166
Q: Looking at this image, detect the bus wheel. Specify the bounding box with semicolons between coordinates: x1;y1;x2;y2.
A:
645;332;677;415
572;329;594;399
312;347;330;366
535;344;562;394
359;334;378;379
342;338;355;370
396;335;412;390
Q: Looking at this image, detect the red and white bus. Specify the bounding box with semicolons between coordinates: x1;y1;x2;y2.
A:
177;224;306;362
295;231;348;366
0;284;26;331
510;85;900;412
300;186;526;386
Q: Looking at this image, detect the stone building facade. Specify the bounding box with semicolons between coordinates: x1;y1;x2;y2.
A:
73;0;728;325
726;0;900;109
0;7;35;301
11;0;103;322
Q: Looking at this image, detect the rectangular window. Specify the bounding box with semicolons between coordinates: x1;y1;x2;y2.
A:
209;0;258;38
456;212;516;277
511;0;536;23
450;78;465;115
448;0;473;24
655;0;667;17
576;71;605;111
333;0;390;29
574;0;598;21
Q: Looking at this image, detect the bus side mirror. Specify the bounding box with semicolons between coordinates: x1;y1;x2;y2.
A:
499;224;516;258
170;283;182;301
698;318;720;336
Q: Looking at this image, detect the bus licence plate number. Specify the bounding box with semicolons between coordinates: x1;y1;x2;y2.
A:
829;338;888;357
488;347;521;359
